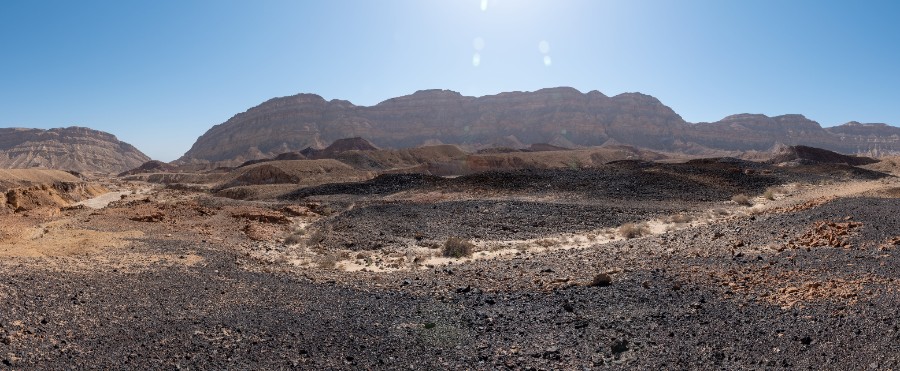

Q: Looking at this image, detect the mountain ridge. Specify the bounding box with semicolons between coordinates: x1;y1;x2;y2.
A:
176;87;899;165
0;126;150;173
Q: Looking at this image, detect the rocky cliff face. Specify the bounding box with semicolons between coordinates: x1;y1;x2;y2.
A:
177;88;688;165
0;127;149;173
177;88;900;165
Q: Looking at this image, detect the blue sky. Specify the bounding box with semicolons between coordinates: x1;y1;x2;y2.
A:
1;0;898;161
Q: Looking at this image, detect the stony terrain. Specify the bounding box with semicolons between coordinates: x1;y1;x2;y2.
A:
0;155;898;369
0;127;149;173
176;87;900;166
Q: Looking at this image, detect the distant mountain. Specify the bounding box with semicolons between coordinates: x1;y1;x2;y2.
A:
177;88;900;165
0;127;149;173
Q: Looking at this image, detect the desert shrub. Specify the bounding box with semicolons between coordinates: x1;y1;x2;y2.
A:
315;251;350;269
442;237;474;258
568;156;585;170
618;223;648;239
306;229;326;247
315;253;338;269
668;213;694;224
763;188;776;200
731;194;752;206
284;228;305;245
535;238;559;248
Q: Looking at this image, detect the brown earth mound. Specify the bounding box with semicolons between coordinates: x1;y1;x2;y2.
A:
217;159;373;194
768;145;879;166
237;151;308;168
333;144;468;173
861;156;900;175
0;169;106;213
465;147;670;173
302;137;378;159
527;143;570;152
118;160;177;177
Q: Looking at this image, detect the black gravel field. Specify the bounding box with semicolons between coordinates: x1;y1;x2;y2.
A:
1;163;898;369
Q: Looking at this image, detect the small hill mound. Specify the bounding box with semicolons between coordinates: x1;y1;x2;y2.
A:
118;160;177;177
273;151;307;161
528;143;570;152
303;137;378;159
768;145;879;166
0;169;106;213
332;145;469;173
218;159;373;190
236;151;308;168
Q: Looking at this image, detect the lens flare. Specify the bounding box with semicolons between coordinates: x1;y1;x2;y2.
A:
538;40;550;54
480;0;488;11
473;37;485;51
472;53;481;67
543;55;552;66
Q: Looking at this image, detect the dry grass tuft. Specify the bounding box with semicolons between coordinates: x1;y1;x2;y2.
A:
442;237;474;258
284;228;306;245
534;238;559;248
619;223;649;239
731;194;753;206
668;213;694;224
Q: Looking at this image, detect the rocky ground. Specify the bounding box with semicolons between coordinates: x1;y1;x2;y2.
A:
0;160;899;369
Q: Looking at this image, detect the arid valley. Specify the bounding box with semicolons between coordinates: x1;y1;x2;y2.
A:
2;113;900;368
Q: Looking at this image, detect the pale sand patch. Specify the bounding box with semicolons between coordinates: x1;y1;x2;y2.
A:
0;218;144;258
75;185;152;209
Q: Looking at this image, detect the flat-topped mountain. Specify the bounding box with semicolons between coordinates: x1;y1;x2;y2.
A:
177;88;899;165
0;127;149;173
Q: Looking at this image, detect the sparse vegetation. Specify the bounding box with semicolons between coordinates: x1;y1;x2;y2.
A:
668;213;694;224
284;228;306;245
306;229;326;247
535;238;559;248
315;253;338;269
567;156;585;170
442;237;474;258
731;194;752;206
618;223;649;239
763;188;776;200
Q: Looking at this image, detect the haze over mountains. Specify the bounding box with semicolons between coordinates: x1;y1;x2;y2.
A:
178;87;900;166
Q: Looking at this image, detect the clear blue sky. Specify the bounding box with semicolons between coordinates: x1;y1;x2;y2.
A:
1;0;898;161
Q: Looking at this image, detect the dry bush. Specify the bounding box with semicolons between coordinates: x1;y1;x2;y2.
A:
284;228;306;245
763;188;776;200
305;229;326;247
668;213;694;224
535;238;559;248
315;251;350;269
731;194;753;206
442;237;474;258
619;223;649;239
315;254;338;269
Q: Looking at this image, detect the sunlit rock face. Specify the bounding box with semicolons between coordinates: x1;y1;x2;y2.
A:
0;127;149;173
178;87;900;165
